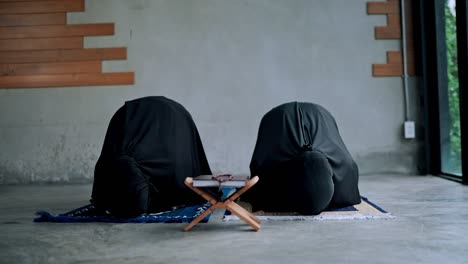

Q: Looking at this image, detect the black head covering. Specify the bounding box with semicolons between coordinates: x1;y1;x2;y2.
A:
91;96;211;216
249;102;360;209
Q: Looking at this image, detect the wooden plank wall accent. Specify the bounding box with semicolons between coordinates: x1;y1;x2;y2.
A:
0;0;134;88
367;0;415;77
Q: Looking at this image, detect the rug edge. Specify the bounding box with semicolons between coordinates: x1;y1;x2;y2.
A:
223;213;396;221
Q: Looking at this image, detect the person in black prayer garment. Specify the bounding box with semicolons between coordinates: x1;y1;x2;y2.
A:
91;96;212;217
244;102;361;215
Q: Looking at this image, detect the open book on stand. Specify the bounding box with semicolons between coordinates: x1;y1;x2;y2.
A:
192;174;250;187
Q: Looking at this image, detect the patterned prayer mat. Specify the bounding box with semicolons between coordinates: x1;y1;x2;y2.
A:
34;203;212;223
223;197;395;221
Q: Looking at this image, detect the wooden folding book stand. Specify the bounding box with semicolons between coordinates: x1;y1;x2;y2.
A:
183;176;261;232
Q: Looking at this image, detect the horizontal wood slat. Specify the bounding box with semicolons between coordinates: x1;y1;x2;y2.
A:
0;72;135;88
0;47;127;63
0;61;101;75
373;50;416;77
0;23;114;39
0;0;84;14
373;64;402;76
373;63;415;76
367;1;399;14
0;13;66;26
375;26;401;39
376;13;400;39
369;0;416;77
0;36;83;51
0;0;134;89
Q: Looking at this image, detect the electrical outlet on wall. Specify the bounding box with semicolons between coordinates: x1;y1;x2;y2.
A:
404;121;415;139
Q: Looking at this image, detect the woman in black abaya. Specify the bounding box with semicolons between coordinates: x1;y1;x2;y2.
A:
91;96;211;217
245;102;361;215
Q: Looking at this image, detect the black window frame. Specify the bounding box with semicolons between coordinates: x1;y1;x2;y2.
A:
418;0;467;184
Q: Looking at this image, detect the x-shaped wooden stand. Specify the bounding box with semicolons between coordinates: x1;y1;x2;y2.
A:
183;176;261;232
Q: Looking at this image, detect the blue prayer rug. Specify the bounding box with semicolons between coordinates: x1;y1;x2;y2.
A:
34;202;212;223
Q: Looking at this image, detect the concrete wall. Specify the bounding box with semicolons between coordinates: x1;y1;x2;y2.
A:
0;0;425;184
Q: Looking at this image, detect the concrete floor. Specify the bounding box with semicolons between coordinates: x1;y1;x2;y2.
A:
0;174;467;264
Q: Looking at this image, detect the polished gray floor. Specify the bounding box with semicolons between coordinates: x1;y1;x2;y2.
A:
1;174;467;264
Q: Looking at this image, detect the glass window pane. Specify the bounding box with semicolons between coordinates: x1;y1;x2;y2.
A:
441;0;462;175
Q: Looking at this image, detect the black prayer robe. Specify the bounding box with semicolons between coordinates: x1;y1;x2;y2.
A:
246;102;361;214
91;96;211;217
